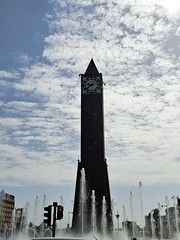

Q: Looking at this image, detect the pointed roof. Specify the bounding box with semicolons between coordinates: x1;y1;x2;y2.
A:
84;58;99;75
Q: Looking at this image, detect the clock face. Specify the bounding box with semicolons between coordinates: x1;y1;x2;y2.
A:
82;76;101;94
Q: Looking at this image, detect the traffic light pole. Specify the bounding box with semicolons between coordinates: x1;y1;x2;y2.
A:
44;202;64;237
52;202;57;237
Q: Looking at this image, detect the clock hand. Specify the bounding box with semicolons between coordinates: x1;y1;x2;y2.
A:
86;83;93;89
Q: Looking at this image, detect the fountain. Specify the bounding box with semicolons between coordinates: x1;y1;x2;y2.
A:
3;179;180;240
80;168;87;237
158;203;163;240
165;196;172;240
129;191;135;238
102;196;107;240
139;182;145;240
91;190;96;234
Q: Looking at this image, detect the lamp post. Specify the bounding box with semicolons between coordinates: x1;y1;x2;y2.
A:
116;211;120;231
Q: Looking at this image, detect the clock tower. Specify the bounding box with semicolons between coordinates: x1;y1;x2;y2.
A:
72;59;113;236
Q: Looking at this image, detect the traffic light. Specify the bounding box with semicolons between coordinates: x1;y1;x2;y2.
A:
44;205;52;226
57;205;63;220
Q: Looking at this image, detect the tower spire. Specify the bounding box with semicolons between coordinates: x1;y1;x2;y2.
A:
84;58;99;75
72;59;113;236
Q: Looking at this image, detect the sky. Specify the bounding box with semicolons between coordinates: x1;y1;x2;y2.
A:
0;0;180;227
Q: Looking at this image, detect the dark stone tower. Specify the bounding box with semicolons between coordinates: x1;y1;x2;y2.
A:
72;59;113;236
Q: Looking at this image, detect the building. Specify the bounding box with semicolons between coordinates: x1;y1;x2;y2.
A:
72;59;113;236
145;202;180;239
0;190;15;236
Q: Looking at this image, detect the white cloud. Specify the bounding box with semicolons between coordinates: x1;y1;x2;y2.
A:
0;70;21;79
0;0;180;212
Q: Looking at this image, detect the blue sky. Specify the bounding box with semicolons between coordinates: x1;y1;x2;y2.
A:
0;0;180;227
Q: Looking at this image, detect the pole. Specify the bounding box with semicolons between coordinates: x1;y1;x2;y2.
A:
115;211;120;231
52;202;57;237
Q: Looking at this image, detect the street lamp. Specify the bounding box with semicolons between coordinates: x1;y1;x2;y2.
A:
116;211;120;231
